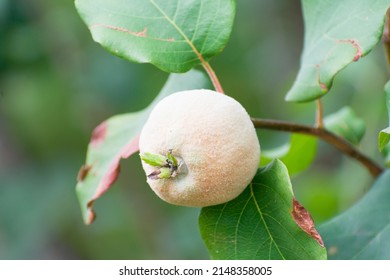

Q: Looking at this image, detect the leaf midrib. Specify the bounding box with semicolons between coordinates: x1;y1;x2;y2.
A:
252;180;318;259
149;0;206;64
249;183;285;260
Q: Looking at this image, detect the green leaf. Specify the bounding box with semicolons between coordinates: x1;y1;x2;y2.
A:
378;81;390;151
75;0;235;73
379;128;390;152
167;150;178;167
158;167;172;179
199;160;327;260
76;70;210;225
319;170;390;259
324;107;366;145
286;0;389;102
381;143;390;167
261;134;317;176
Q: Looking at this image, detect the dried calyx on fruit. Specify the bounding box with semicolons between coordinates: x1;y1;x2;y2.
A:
139;89;260;207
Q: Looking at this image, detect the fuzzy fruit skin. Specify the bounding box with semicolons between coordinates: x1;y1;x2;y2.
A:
139;89;260;207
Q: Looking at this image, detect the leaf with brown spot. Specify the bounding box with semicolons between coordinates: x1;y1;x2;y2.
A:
77;165;92;182
75;0;236;73
91;121;108;148
286;0;389;102
76;70;210;224
199;160;327;260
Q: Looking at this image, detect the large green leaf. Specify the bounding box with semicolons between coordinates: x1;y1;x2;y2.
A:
319;170;390;259
76;70;210;225
286;0;389;102
75;0;235;73
378;81;390;151
324;107;366;145
261;134;317;176
199;160;327;260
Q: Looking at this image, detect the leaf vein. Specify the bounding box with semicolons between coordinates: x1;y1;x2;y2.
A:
149;0;204;64
250;183;285;260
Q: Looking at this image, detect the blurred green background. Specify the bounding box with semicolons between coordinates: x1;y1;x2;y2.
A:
0;0;388;259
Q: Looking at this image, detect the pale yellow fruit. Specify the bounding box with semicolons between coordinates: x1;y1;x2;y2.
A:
139;89;260;207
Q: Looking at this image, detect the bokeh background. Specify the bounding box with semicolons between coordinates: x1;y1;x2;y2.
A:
0;0;388;259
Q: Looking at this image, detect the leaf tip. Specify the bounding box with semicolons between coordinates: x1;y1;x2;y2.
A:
86;201;97;225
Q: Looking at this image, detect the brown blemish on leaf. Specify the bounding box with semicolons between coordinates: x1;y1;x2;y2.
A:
91;121;108;148
315;64;328;92
135;27;147;37
319;82;328;91
90;24;147;37
86;201;96;225
90;24;175;42
291;198;324;247
77;165;92;182
337;39;363;62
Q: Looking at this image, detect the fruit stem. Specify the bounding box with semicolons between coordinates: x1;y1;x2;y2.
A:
202;61;225;94
251;117;383;178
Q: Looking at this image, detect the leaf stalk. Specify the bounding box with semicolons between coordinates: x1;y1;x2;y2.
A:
316;99;324;128
202;61;224;94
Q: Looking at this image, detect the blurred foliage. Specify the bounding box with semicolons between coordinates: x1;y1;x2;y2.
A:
0;0;388;259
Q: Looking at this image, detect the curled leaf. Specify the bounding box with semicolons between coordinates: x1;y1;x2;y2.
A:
286;0;389;102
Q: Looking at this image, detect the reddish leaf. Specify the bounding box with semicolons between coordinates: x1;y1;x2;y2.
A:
91;121;108;148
